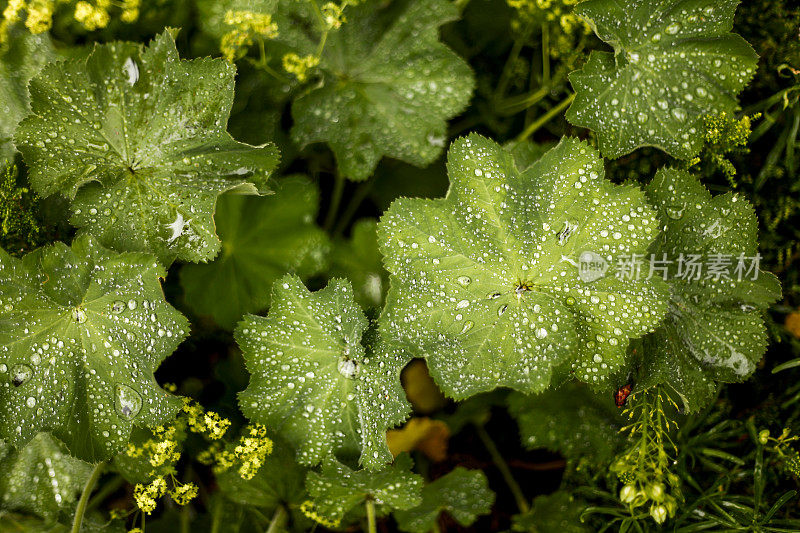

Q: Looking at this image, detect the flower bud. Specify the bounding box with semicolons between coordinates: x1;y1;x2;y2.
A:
620;484;637;503
758;429;770;444
650;504;668;524
645;483;665;502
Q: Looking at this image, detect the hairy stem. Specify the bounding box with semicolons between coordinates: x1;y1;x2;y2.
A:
475;423;529;513
324;172;346;232
512;93;575;146
71;461;105;533
366;498;377;533
266;505;288;533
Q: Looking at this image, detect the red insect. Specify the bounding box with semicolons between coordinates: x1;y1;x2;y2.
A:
614;383;634;408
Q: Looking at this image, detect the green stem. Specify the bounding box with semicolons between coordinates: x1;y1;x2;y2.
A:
71;462;105;533
511;93;575;147
333;178;374;236
366;498;377;533
475;423;529;513
266;505;288;533
324;172;346;232
86;474;124;512
494;35;526;102
541;23;550;86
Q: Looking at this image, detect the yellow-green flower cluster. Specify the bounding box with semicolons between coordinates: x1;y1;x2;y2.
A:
133;477;167;514
73;0;109;30
699;112;758;184
282;52;320;82
761;428;800;477
220;9;278;61
300;500;341;528
1;0;53;41
321;2;345;29
233;423;273;479
611;388;681;525
506;0;590;57
206;424;273;480
183;398;231;439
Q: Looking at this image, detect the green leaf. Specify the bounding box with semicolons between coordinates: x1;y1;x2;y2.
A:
180;176;330;329
507;383;623;465
236;275;411;470
0;434;92;521
394;467;494;533
14;30;279;265
512;491;591;532
638;168;781;411
378;134;667;399
330;220;388;310
284;0;475;180
567;0;758;159
0;28;55;163
305;454;423;526
0;234;187;461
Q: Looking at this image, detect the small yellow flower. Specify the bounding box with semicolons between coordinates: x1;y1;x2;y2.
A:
321;2;346;29
282;53;320;82
25;0;54;34
170;482;198;506
300;500;341;528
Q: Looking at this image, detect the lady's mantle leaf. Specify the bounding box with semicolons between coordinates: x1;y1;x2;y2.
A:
236;275;410;470
507;383;623;465
0;234;187;462
512;491;591;533
394;467;494;533
637;169;781;411
286;0;474;181
0;434;92;521
14;30;279;265
305;455;422;526
0;28;55;164
180;176;330;329
567;0;757;160
379;134;666;399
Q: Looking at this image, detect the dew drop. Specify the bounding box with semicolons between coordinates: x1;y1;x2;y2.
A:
671;107;687;121
498;304;508;317
457;276;471;287
111;300;126;314
338;359;358;379
665;22;681;35
460;321;474;334
11;364;32;387
665;204;685;220
114;383;143;419
72;308;87;323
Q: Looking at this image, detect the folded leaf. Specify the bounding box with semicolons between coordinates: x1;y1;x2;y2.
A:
304;455;422;526
638;168;781;411
0;434;92;521
567;0;757;159
394;467;494;533
0;234;187;461
284;0;474;180
236;275;410;470
379;134;667;399
15;30;279;265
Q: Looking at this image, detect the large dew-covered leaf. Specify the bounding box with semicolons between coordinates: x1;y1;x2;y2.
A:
304;455;423;526
394;467;494;533
637;169;780;411
567;0;757;159
0;234;187;461
379;134;666;399
0;28;55;163
236;275;410;470
180;176;330;329
14;30;279;265
284;0;474;180
0;434;92;521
